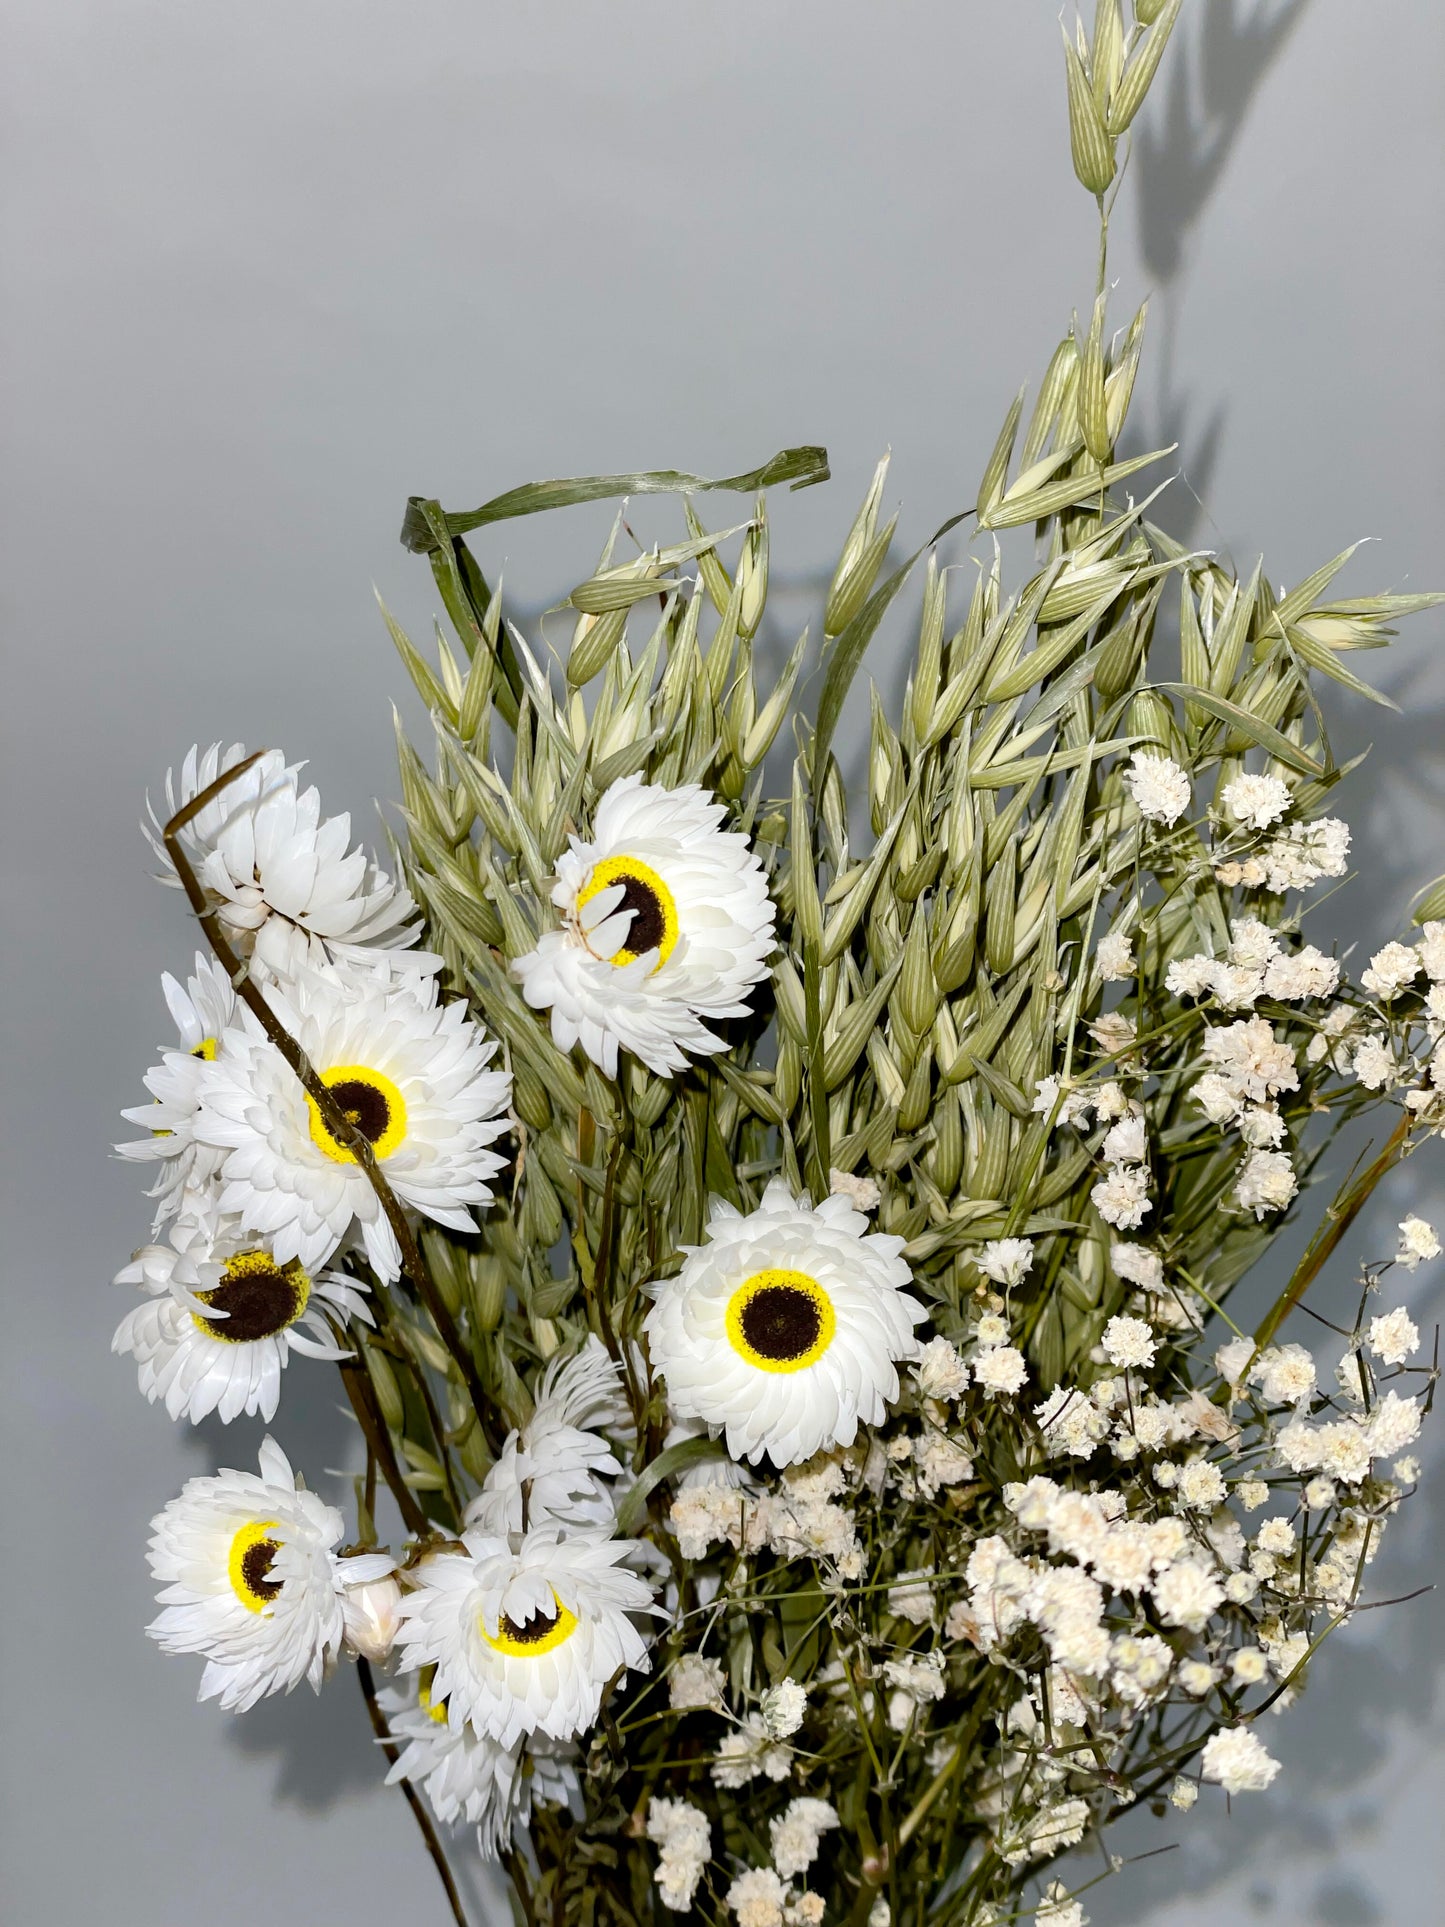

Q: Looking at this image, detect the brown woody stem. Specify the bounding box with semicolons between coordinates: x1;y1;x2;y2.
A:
356;1657;471;1927
161;754;498;1447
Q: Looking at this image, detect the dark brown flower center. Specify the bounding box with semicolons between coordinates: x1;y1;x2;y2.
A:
242;1539;282;1603
499;1606;561;1647
195;1254;307;1343
326;1078;393;1145
613;875;666;956
739;1285;825;1362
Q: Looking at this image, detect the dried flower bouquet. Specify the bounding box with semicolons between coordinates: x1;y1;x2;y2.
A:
111;7;1443;1925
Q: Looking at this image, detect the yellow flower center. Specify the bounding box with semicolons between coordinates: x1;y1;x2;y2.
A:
577;856;679;971
479;1592;579;1658
725;1269;836;1373
418;1669;449;1725
306;1065;408;1165
190;1037;218;1061
229;1520;284;1613
193;1250;311;1344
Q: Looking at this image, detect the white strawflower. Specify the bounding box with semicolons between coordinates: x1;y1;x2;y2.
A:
1396;1216;1441;1270
148;743;422;976
647;1796;712;1912
669;1652;727;1713
829;1167;881;1211
513;774;775;1079
643;1179;925;1467
1235;1149;1298;1219
728;1868;787;1927
1367;1307;1420;1366
914;1336;970;1401
973;1345;1029;1397
113;1219;366;1425
1095;928;1134;981
1222;772;1291;830
1091;1164;1151;1230
1101;1315;1156;1371
976;1238;1035;1288
465;1337;627;1539
196;962;510;1282
116;954;253;1225
381;1680;579;1856
1200;1726;1281;1794
393;1526;656;1747
760;1677;808;1740
145;1435;392;1711
1125;750;1192;825
770;1798;839;1879
1360;940;1421;1000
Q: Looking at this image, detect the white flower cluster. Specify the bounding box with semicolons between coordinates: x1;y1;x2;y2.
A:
116;745;513;1426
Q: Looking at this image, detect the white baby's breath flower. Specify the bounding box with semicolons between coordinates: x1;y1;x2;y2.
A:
769;1797;839;1879
829;1168;881;1211
1367;1307;1420;1366
914;1336;970;1401
1250;1343;1316;1407
1110;1242;1164;1291
1035;1881;1088;1927
1360;940;1421;1000
1169;1776;1200;1811
1351;1036;1397;1091
1235;1149;1298;1219
1396;1217;1441;1270
1222;772;1291;830
1101;1315;1156;1371
1125;750;1192;825
1263;945;1340;1002
728;1868;787;1927
976;1238;1035;1288
648;1797;712;1912
1096;928;1135;981
669;1653;727;1713
1200;1726;1281;1794
1091;1164;1152;1230
1102;1113;1148;1166
759;1677;808;1740
973;1345;1029;1397
1151;1562;1225;1632
1236;1478;1270;1511
1257;817;1351;894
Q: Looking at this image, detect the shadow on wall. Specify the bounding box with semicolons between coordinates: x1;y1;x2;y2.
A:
1125;0;1314;548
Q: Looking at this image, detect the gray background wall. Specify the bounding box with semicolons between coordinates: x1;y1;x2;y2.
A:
2;3;1441;1923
